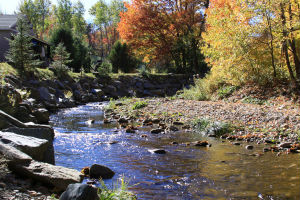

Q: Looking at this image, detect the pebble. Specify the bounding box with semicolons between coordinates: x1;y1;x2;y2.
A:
173;121;184;125
279;142;292;148
263;147;270;152
118;118;128;123
151;129;164;134
168;126;179;132
245;145;254;150
149;149;167;154
208;134;216;137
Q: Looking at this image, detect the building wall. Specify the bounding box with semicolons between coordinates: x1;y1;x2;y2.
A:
0;30;12;62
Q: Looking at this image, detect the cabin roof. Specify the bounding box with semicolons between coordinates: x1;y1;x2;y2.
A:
0;14;18;30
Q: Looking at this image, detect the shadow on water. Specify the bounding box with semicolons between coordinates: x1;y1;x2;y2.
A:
49;103;300;200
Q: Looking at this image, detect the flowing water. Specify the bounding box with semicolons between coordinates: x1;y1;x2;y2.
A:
49;103;300;200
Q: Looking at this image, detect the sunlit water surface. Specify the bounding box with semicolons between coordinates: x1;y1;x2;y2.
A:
49;103;300;200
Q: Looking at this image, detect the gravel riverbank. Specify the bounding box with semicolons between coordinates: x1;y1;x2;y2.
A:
107;98;300;149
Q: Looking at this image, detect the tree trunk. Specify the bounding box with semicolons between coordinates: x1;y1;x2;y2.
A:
280;3;295;81
266;0;276;78
288;2;300;81
191;38;199;74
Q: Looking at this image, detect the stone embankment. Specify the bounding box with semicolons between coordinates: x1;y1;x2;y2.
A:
0;74;191;125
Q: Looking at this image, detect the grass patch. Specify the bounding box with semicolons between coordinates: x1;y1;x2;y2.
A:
34;68;55;80
192;118;239;136
98;177;136;200
107;99;117;110
180;78;210;101
217;85;239;99
132;101;148;110
68;71;96;80
0;63;18;84
242;96;267;105
192;118;211;131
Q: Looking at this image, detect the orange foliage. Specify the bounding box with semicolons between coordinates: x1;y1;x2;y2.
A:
118;0;207;64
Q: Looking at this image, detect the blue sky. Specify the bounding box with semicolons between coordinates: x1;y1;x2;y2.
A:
0;0;111;22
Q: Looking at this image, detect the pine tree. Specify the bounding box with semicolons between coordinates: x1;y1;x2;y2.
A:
109;41;136;73
5;16;41;74
52;42;72;77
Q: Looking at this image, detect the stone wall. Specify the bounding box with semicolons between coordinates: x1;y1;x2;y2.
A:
0;74;193;125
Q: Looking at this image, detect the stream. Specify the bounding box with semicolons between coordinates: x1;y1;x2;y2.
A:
49;103;300;200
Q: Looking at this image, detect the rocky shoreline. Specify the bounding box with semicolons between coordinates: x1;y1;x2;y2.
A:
0;74;190;199
103;97;300;154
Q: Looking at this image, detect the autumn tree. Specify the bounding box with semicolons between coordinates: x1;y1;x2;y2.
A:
118;0;209;74
202;0;300;88
89;0;126;60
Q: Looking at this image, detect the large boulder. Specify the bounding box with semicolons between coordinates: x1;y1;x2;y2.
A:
0;141;32;165
89;164;115;179
102;85;117;94
32;108;50;124
60;183;98;200
0;109;28;129
38;87;52;102
3;126;55;164
0;131;49;162
9;160;83;192
91;89;104;97
13;105;36;123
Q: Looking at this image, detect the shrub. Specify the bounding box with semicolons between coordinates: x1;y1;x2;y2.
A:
98;177;136;200
242;96;267;105
217;85;239;99
192;118;238;136
132;101;148;110
51;43;72;78
181;78;210;101
137;64;150;78
109;41;137;73
192;118;211;131
49;27;89;72
98;60;112;76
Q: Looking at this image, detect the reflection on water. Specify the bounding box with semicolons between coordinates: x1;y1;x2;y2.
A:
50;103;300;200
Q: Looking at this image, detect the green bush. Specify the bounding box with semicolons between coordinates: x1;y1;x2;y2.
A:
109;41;137;73
242;96;267;105
98;177;136;200
180;78;210;101
217;85;239;99
192;118;211;131
137;65;150;78
98;60;112;76
132;101;148;110
49;27;90;72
